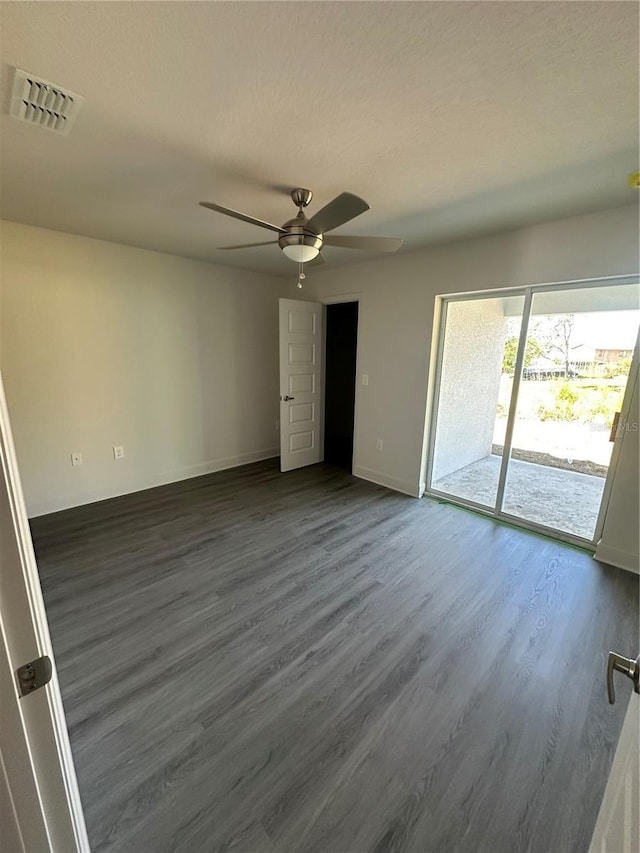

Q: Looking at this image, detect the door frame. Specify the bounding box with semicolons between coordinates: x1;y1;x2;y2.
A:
0;372;90;851
593;337;639;543
316;293;362;473
424;274;639;549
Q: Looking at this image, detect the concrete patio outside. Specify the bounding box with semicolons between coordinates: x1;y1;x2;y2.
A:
431;453;605;540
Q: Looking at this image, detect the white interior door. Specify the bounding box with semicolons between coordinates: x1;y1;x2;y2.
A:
0;371;89;852
590;694;639;852
279;298;324;472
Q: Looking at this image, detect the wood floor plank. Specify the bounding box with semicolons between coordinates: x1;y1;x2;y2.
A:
30;459;639;853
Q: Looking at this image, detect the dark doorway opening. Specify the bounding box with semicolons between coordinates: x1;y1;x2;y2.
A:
324;302;358;471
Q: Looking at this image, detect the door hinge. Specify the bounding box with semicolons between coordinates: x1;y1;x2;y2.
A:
16;655;52;697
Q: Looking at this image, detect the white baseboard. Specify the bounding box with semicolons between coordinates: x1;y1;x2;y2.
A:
354;466;421;498
594;542;639;575
28;447;280;517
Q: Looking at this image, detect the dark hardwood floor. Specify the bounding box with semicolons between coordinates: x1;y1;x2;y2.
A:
31;460;638;853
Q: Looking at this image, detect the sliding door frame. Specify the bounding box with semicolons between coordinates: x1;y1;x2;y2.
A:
592;334;640;543
424;274;639;549
494;287;532;514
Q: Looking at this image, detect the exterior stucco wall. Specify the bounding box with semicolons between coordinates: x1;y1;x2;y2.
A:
432;298;507;482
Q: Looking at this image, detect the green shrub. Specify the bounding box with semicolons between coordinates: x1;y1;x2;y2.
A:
557;384;579;404
537;382;580;421
535;380;624;424
604;358;632;379
582;387;624;424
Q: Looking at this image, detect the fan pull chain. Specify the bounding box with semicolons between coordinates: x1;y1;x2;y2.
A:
297;261;305;289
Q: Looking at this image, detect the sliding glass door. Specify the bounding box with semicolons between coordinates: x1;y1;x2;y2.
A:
426;277;640;545
430;293;525;509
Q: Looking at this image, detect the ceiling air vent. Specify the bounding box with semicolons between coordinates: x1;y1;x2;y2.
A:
9;68;84;137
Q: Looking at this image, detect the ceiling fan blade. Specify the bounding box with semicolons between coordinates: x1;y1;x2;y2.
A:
199;202;285;234
323;235;403;253
217;240;278;250
306;192;370;235
306;252;325;266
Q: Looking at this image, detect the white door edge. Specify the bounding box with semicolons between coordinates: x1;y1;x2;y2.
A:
589;695;639;853
0;371;90;852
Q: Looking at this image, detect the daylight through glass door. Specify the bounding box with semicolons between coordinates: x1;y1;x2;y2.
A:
427;278;640;544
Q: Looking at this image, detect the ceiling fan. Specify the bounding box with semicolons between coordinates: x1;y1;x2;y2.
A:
199;188;402;276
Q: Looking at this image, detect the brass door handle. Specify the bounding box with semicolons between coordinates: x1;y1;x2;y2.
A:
607;651;640;704
609;411;621;442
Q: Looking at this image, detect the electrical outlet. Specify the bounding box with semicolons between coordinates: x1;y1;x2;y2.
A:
113;445;124;460
376;438;383;452
362;374;369;386
71;451;82;467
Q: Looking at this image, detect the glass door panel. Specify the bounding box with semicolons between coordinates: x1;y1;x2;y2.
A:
502;283;640;540
429;294;525;508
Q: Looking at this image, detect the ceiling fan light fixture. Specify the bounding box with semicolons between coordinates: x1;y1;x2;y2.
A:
282;242;320;263
278;231;323;263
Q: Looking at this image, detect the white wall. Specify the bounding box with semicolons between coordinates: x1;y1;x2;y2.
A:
1;204;638;562
0;221;283;516
293;204;639;505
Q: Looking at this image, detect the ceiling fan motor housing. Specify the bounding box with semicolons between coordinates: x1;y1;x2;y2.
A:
278;214;323;261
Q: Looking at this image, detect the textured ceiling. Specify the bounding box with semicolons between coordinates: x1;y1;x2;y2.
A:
0;1;638;277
